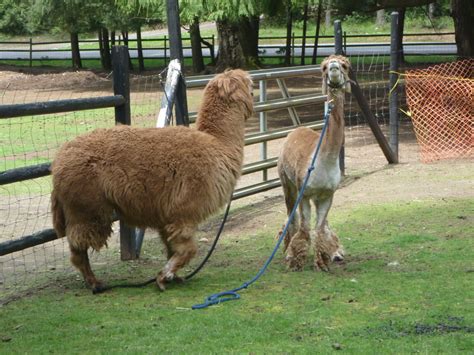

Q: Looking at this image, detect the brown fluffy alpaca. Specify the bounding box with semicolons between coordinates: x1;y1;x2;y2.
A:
277;55;349;271
51;69;253;292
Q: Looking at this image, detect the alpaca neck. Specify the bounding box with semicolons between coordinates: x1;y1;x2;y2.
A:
196;104;246;151
320;91;345;161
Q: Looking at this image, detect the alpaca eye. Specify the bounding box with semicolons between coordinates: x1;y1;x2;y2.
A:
341;64;348;70
322;65;327;72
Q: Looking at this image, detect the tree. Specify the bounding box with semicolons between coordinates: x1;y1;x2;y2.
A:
189;16;205;73
181;0;272;71
284;0;293;66
237;15;261;66
376;9;386;26
311;0;323;64
300;1;309;65
0;0;30;35
31;0;102;69
203;0;261;71
451;0;474;57
180;0;207;72
359;0;472;57
113;0;165;71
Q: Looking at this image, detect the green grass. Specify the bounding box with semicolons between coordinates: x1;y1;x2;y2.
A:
1;197;472;352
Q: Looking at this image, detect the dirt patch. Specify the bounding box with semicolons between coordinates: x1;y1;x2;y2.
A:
357;316;474;338
0;68;111;91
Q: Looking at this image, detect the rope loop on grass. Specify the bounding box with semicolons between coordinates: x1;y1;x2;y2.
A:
192;103;334;310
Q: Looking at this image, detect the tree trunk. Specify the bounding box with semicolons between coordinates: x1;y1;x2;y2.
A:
428;2;436;20
451;0;474;57
376;9;386;26
396;8;406;64
301;1;309;65
200;36;216;66
325;0;332;28
284;1;293;66
216;19;245;72
111;31;116;46
98;29;104;67
100;28;112;70
312;0;323;64
238;15;260;67
136;26;145;72
121;31;133;70
122;31;129;46
70;32;82;69
190;16;205;73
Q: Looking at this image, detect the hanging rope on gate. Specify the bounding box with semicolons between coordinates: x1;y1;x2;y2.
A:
191;102;334;310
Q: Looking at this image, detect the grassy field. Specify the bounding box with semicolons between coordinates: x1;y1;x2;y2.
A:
1;191;472;352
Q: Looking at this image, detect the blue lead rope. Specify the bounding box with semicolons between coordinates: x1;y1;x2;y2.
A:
192;103;334;310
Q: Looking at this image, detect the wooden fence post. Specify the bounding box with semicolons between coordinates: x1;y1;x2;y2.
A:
164;35;168;65
390;12;400;161
29;38;33;68
349;69;398;164
291;32;295;65
334;20;345;176
166;0;189;126
112;46;131;125
112;46;137;260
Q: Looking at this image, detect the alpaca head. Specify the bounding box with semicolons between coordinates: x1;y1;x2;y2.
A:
321;55;351;95
207;69;254;120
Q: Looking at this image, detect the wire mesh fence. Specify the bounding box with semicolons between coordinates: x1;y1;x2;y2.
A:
0;71;165;301
405;59;473;163
0;53;460;303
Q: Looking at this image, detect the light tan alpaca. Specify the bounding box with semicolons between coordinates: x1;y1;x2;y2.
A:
51;69;253;292
277;55;350;271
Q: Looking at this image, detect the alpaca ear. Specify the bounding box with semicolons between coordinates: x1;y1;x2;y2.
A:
216;72;243;101
344;74;351;94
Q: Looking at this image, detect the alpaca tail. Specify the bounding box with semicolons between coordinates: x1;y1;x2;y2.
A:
51;189;66;238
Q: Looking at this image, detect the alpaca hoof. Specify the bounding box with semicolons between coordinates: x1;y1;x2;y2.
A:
156;279;166;292
90;281;107;294
156;271;167;291
156;272;182;291
314;264;329;272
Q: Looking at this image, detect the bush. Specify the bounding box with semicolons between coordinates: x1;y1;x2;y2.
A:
0;0;30;36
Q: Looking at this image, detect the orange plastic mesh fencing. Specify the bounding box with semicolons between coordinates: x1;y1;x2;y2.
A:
404;59;473;163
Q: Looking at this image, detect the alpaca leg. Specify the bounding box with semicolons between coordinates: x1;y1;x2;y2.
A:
69;246;104;293
313;195;333;271
313;195;343;270
66;215;112;292
156;224;198;291
158;228;173;260
314;195;333;231
279;175;299;252
286;198;311;271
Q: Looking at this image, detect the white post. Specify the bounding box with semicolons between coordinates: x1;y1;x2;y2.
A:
156;59;181;128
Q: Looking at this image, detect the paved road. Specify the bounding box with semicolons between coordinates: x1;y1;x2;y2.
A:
0;42;457;61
